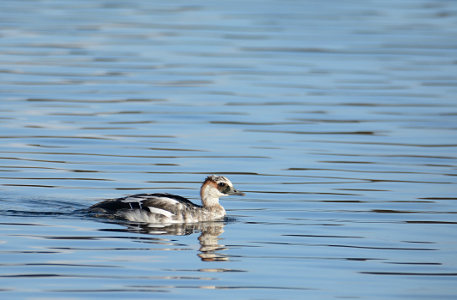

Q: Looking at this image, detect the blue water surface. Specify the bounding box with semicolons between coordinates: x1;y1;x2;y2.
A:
1;0;457;299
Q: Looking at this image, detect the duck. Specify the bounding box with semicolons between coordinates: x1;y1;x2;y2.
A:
89;175;244;223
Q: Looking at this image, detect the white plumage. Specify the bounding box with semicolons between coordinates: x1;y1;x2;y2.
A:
89;175;244;224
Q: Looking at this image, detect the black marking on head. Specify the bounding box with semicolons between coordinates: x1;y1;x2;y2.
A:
203;175;242;196
205;175;226;183
209;176;231;194
217;182;228;194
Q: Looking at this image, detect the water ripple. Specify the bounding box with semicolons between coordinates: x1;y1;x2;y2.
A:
1;0;457;299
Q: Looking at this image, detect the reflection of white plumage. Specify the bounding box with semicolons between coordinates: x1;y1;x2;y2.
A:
89;175;244;223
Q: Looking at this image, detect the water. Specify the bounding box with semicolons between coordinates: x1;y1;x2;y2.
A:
1;0;457;299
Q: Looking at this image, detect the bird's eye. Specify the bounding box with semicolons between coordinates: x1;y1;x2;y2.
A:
218;182;226;187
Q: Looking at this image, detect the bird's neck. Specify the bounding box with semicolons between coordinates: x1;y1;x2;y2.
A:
200;182;223;208
201;193;221;208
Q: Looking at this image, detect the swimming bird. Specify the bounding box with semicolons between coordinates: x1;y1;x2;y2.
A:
89;175;244;223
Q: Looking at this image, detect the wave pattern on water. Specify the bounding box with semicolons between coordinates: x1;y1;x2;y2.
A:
1;0;457;299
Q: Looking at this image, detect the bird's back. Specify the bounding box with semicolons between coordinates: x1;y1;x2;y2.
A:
89;193;203;223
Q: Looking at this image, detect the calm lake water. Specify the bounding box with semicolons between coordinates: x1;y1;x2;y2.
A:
1;0;457;299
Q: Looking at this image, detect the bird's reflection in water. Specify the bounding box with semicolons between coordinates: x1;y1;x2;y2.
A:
197;222;227;261
124;221;228;261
